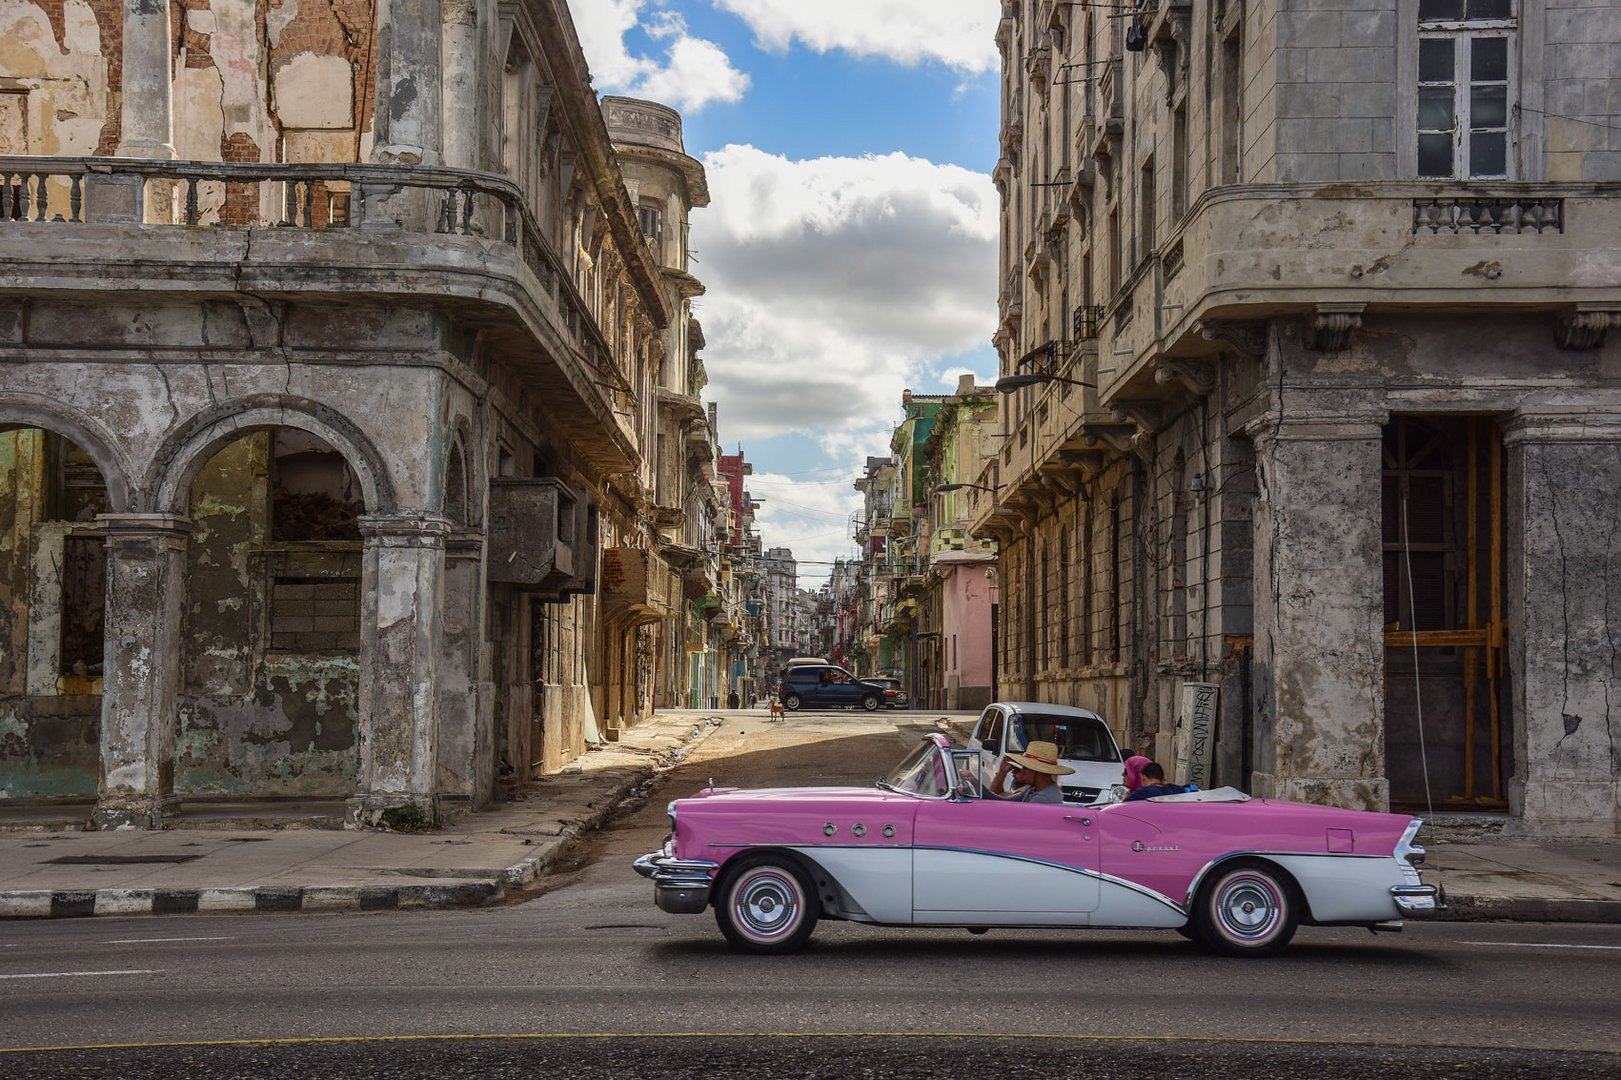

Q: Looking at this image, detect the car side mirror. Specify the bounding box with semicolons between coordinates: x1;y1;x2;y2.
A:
982;739;1000;756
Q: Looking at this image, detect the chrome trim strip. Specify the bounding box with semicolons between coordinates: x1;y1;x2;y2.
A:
790;843;1189;916
633;852;720;881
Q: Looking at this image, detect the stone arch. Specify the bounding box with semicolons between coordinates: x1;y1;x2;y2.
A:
146;395;396;516
0;394;134;511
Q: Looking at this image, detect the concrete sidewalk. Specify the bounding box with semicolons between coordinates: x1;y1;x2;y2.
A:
0;710;725;919
0;708;1617;924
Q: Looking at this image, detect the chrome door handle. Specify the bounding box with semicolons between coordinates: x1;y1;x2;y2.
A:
1064;815;1093;826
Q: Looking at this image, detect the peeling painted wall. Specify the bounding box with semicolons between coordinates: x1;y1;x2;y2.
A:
0;0;376;174
178;432;360;796
0;430;103;797
0;0;117;155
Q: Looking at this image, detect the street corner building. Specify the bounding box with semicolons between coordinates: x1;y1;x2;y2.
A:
981;0;1619;837
0;1;725;829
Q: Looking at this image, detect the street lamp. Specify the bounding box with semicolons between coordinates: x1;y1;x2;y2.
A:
994;372;1097;393
936;482;1001;495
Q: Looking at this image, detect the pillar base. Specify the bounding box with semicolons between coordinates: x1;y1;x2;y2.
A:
1249;772;1389;812
346;793;442;832
113;140;176;160
92;793;180;831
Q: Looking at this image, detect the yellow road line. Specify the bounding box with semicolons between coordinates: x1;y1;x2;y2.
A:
2;1032;1616;1055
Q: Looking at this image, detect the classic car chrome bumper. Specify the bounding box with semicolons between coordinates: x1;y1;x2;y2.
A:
1391;883;1446;915
634;849;720;915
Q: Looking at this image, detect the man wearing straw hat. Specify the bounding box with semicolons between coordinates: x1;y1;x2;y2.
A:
983;741;1075;804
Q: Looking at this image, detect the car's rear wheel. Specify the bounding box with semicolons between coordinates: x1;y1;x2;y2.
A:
860;693;881;711
1194;861;1299;957
782;693;802;711
714;855;819;955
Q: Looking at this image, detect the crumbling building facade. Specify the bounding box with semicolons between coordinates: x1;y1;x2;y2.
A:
0;0;715;828
980;0;1619;836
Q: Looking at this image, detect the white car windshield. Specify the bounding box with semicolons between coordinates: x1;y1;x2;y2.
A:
1017;715;1120;763
880;741;950;798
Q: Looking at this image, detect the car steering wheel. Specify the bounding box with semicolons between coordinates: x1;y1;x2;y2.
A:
957;767;982;798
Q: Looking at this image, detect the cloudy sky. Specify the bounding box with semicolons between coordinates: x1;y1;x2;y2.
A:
568;0;1001;585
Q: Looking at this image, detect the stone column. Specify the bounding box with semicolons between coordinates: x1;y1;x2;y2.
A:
116;0;175;159
1248;419;1389;810
350;512;450;830
435;531;486;816
440;0;480;171
94;513;190;829
371;0;444;165
1503;415;1621;836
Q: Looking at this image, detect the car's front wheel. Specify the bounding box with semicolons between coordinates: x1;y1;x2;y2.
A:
714;855;819;955
1193;861;1299;957
782;693;802;711
860;693;881;711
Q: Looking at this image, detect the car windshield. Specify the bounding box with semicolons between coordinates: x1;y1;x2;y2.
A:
1016;714;1120;763
879;740;950;798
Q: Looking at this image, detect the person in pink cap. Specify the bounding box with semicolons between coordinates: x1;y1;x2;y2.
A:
1123;755;1153;793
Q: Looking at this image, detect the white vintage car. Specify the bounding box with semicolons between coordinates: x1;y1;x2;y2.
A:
967;702;1126;804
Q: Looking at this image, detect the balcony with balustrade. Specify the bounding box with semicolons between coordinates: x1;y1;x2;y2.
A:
1081;180;1621;401
0;156;647;475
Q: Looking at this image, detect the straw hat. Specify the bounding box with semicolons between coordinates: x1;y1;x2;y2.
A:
1006;741;1075;776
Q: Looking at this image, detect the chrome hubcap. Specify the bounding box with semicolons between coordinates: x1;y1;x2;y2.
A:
1218;877;1280;939
735;872;798;938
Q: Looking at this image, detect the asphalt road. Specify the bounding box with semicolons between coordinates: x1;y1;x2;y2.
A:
2;713;1618;1078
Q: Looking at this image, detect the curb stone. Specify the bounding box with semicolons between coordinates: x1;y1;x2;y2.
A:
0;721;717;920
1437;895;1621;924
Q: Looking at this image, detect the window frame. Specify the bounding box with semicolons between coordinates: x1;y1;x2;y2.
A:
1412;2;1518;180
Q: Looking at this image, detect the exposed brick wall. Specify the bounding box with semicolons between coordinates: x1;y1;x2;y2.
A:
28;0;69;52
90;0;123;155
219;131;260;225
180;0;216;69
269;0;377;152
270;577;361;652
75;0;379;161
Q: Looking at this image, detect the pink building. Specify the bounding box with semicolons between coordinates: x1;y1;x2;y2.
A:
933;552;997;710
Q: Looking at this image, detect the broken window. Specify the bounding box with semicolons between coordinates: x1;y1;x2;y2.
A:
1416;1;1516;179
266;431;362;653
638;202;661;244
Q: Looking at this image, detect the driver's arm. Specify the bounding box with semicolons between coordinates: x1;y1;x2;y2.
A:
988;758;1018;796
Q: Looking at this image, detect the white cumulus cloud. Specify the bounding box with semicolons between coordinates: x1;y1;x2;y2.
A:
715;0;999;74
743;471;867;584
569;1;749;112
693;144;998;445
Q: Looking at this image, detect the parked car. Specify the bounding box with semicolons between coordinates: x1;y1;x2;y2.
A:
968;702;1124;804
634;732;1442;956
778;663;887;712
865;676;909;708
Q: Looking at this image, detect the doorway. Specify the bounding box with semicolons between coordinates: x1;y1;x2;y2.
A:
1382;416;1511;811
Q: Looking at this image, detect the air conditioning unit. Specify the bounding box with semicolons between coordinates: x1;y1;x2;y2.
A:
487;478;598;601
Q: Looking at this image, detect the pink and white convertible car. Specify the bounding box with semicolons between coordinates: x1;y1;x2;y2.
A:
634;733;1442;956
